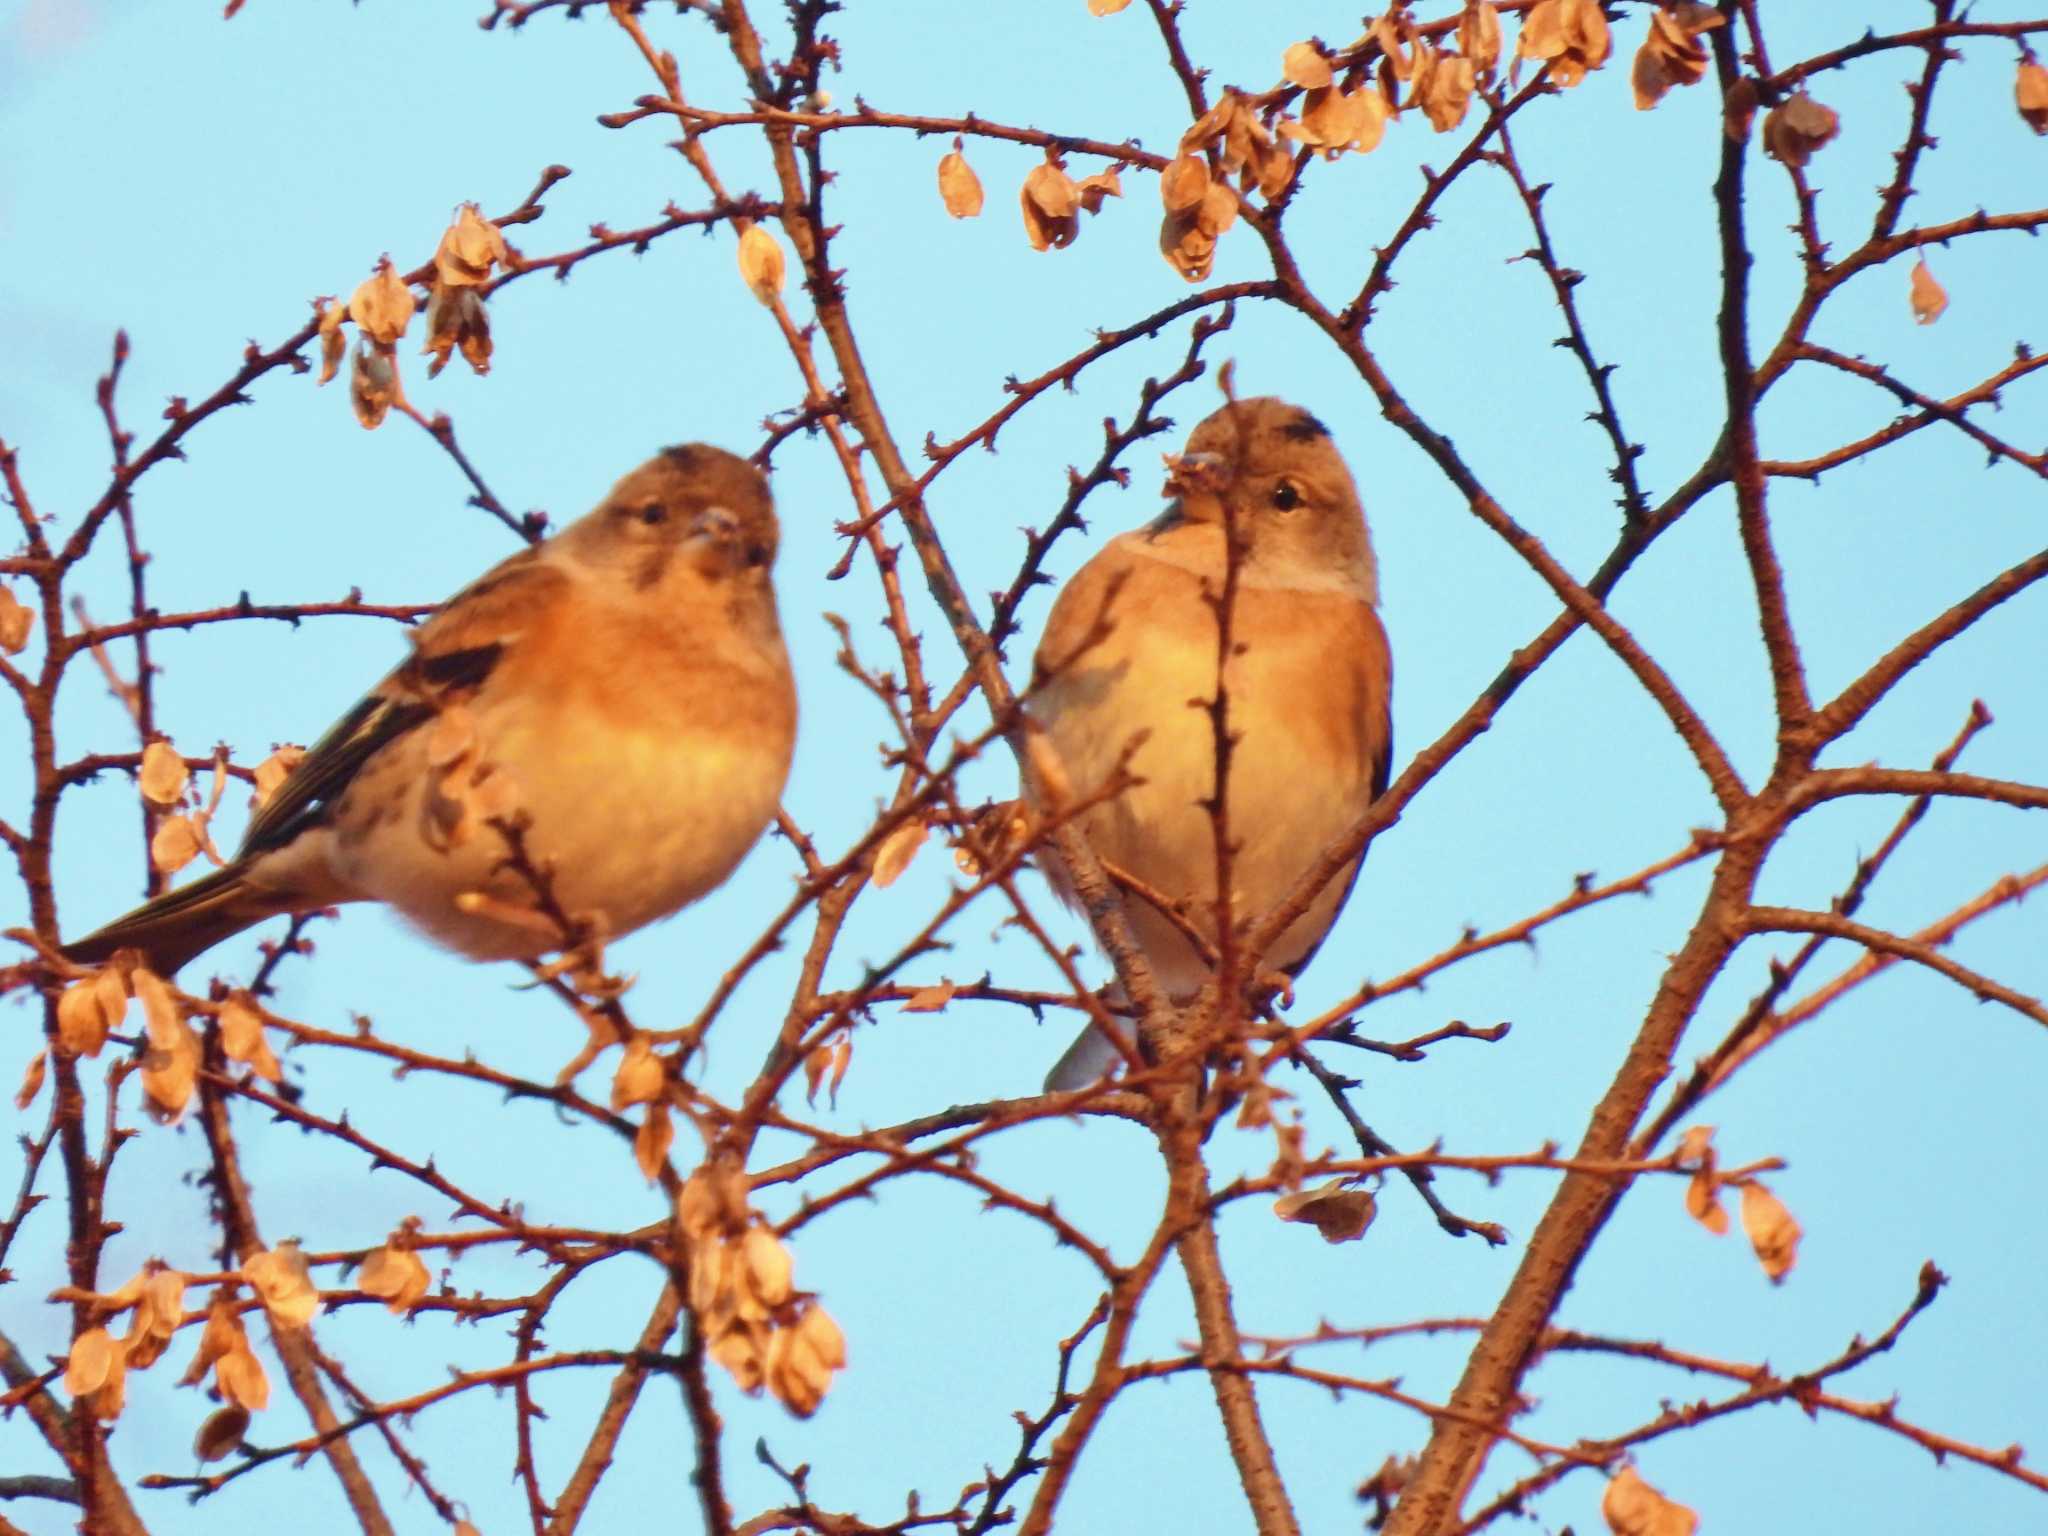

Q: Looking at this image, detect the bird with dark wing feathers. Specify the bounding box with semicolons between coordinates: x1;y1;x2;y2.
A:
63;444;797;975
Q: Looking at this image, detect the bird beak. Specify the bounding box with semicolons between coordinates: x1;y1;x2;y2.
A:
685;505;740;543
1162;450;1230;500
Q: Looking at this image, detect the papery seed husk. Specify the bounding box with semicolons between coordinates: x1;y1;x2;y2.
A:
195;1405;252;1462
1632;39;1675;111
1251;137;1295;199
1724;76;1760;140
1563;0;1610;65
218;992;280;1081
217;1345;271;1411
793;1302;846;1369
1194;180;1239;239
1283;41;1333;90
1018;182;1078;251
133;967;182;1047
1601;1464;1699;1536
1460;0;1502;78
1684;1170;1729;1234
709;1319;768;1392
151;814;202;876
139;740;190;807
1160;215;1217;282
1023;160;1082;219
1739;1180;1801;1283
871;818;929;888
1765;91;1841;166
140;1029;199;1121
1910;258;1948;325
58;978;112;1057
64;1327;122;1396
1372;12;1409;78
359;1244;431;1313
435;204;509;288
1182;93;1238;155
937;148;985;217
740;1226;795;1309
350;341;399;430
676;1171;721;1240
2020;61;2048;133
0;586;30;655
178;1297;244;1387
611;1033;665;1109
634;1101;674;1183
316;302;349;387
737;223;787;305
243;1242;320;1328
1077;169;1123;214
15;1048;46;1111
1160;153;1211;213
1782;95;1839;140
251;746;304;809
765;1326;828;1416
1423;51;1475;131
348;261;416;347
1272;1179;1376;1243
1518;0;1567;62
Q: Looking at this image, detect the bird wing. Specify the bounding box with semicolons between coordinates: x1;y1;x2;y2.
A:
239;549;568;858
1031;535;1152;687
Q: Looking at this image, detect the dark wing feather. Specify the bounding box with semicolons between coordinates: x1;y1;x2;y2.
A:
237;552;564;857
237;693;438;857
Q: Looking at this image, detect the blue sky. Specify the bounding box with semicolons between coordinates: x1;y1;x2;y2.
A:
3;2;2045;1533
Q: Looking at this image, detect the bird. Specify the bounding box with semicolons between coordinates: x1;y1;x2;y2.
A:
1028;396;1392;1088
62;444;797;976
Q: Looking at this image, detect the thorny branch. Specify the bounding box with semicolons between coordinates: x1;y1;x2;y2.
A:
5;4;2045;1536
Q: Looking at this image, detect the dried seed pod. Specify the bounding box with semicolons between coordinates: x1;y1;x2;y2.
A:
1420;50;1476;131
194;1405;252;1462
2020;59;2048;134
634;1101;674;1183
1762;91;1841;167
349;340;400;430
347;259;416;346
1460;0;1502;81
1273;1179;1377;1243
424;285;492;378
1723;75;1760;141
139;740;189;807
1020;159;1083;250
1159;152;1211;214
737;223;786;304
433;203;511;288
1282;40;1333;90
358;1241;432;1314
1739;1179;1802;1283
0;585;33;654
1909;257;1948;325
936;141;984;217
242;1239;321;1328
1601;1464;1699;1536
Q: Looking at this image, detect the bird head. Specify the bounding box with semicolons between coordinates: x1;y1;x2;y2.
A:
1159;397;1377;596
566;443;781;590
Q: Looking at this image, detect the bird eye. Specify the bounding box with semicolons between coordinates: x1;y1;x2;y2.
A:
637;503;667;526
1270;481;1303;512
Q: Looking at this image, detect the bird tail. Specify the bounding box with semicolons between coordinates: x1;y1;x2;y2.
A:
1045;1020;1130;1091
1044;982;1139;1091
60;864;288;975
